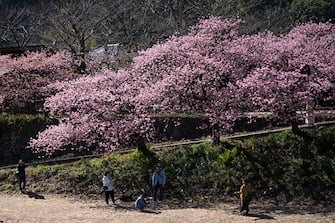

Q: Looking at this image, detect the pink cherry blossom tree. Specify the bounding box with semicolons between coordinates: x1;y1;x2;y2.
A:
131;17;247;143
0;50;76;113
28;69;155;155
235;22;335;132
28;17;335;155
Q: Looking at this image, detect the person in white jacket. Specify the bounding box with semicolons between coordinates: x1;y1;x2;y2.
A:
102;171;115;206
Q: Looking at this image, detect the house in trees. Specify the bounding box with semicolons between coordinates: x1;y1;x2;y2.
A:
88;43;126;60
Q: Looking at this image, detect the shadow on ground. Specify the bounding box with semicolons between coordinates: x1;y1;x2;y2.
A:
247;213;275;220
252;203;335;215
89;203;161;214
140;209;161;214
22;190;45;199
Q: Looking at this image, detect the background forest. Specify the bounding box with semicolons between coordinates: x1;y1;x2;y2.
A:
1;0;335;52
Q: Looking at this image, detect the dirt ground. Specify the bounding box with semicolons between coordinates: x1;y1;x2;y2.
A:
0;192;334;223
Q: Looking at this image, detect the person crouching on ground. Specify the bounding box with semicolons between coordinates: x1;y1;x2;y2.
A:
234;178;252;215
102;171;115;207
152;164;166;202
135;191;148;211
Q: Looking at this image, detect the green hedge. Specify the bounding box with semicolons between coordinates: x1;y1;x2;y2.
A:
0;113;49;166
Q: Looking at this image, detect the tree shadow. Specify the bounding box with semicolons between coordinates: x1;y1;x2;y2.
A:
22;190;45;199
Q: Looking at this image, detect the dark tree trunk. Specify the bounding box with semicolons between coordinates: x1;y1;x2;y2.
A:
291;121;313;143
136;135;159;166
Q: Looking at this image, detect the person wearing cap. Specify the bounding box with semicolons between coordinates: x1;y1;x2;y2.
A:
152;165;166;202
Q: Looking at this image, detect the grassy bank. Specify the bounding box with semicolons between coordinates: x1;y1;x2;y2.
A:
1;125;334;205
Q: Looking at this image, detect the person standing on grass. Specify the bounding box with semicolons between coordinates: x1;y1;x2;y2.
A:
17;159;26;192
152;164;166;202
234;178;252;215
102;171;115;207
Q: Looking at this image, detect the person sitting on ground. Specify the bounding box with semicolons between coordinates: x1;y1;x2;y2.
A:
234;178;252;215
135;191;148;212
102;171;115;207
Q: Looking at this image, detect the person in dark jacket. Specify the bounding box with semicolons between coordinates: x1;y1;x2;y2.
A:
17;159;26;192
135;192;148;211
152;165;166;202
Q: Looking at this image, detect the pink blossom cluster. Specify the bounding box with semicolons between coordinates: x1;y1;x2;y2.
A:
0;51;76;112
0;51;71;72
